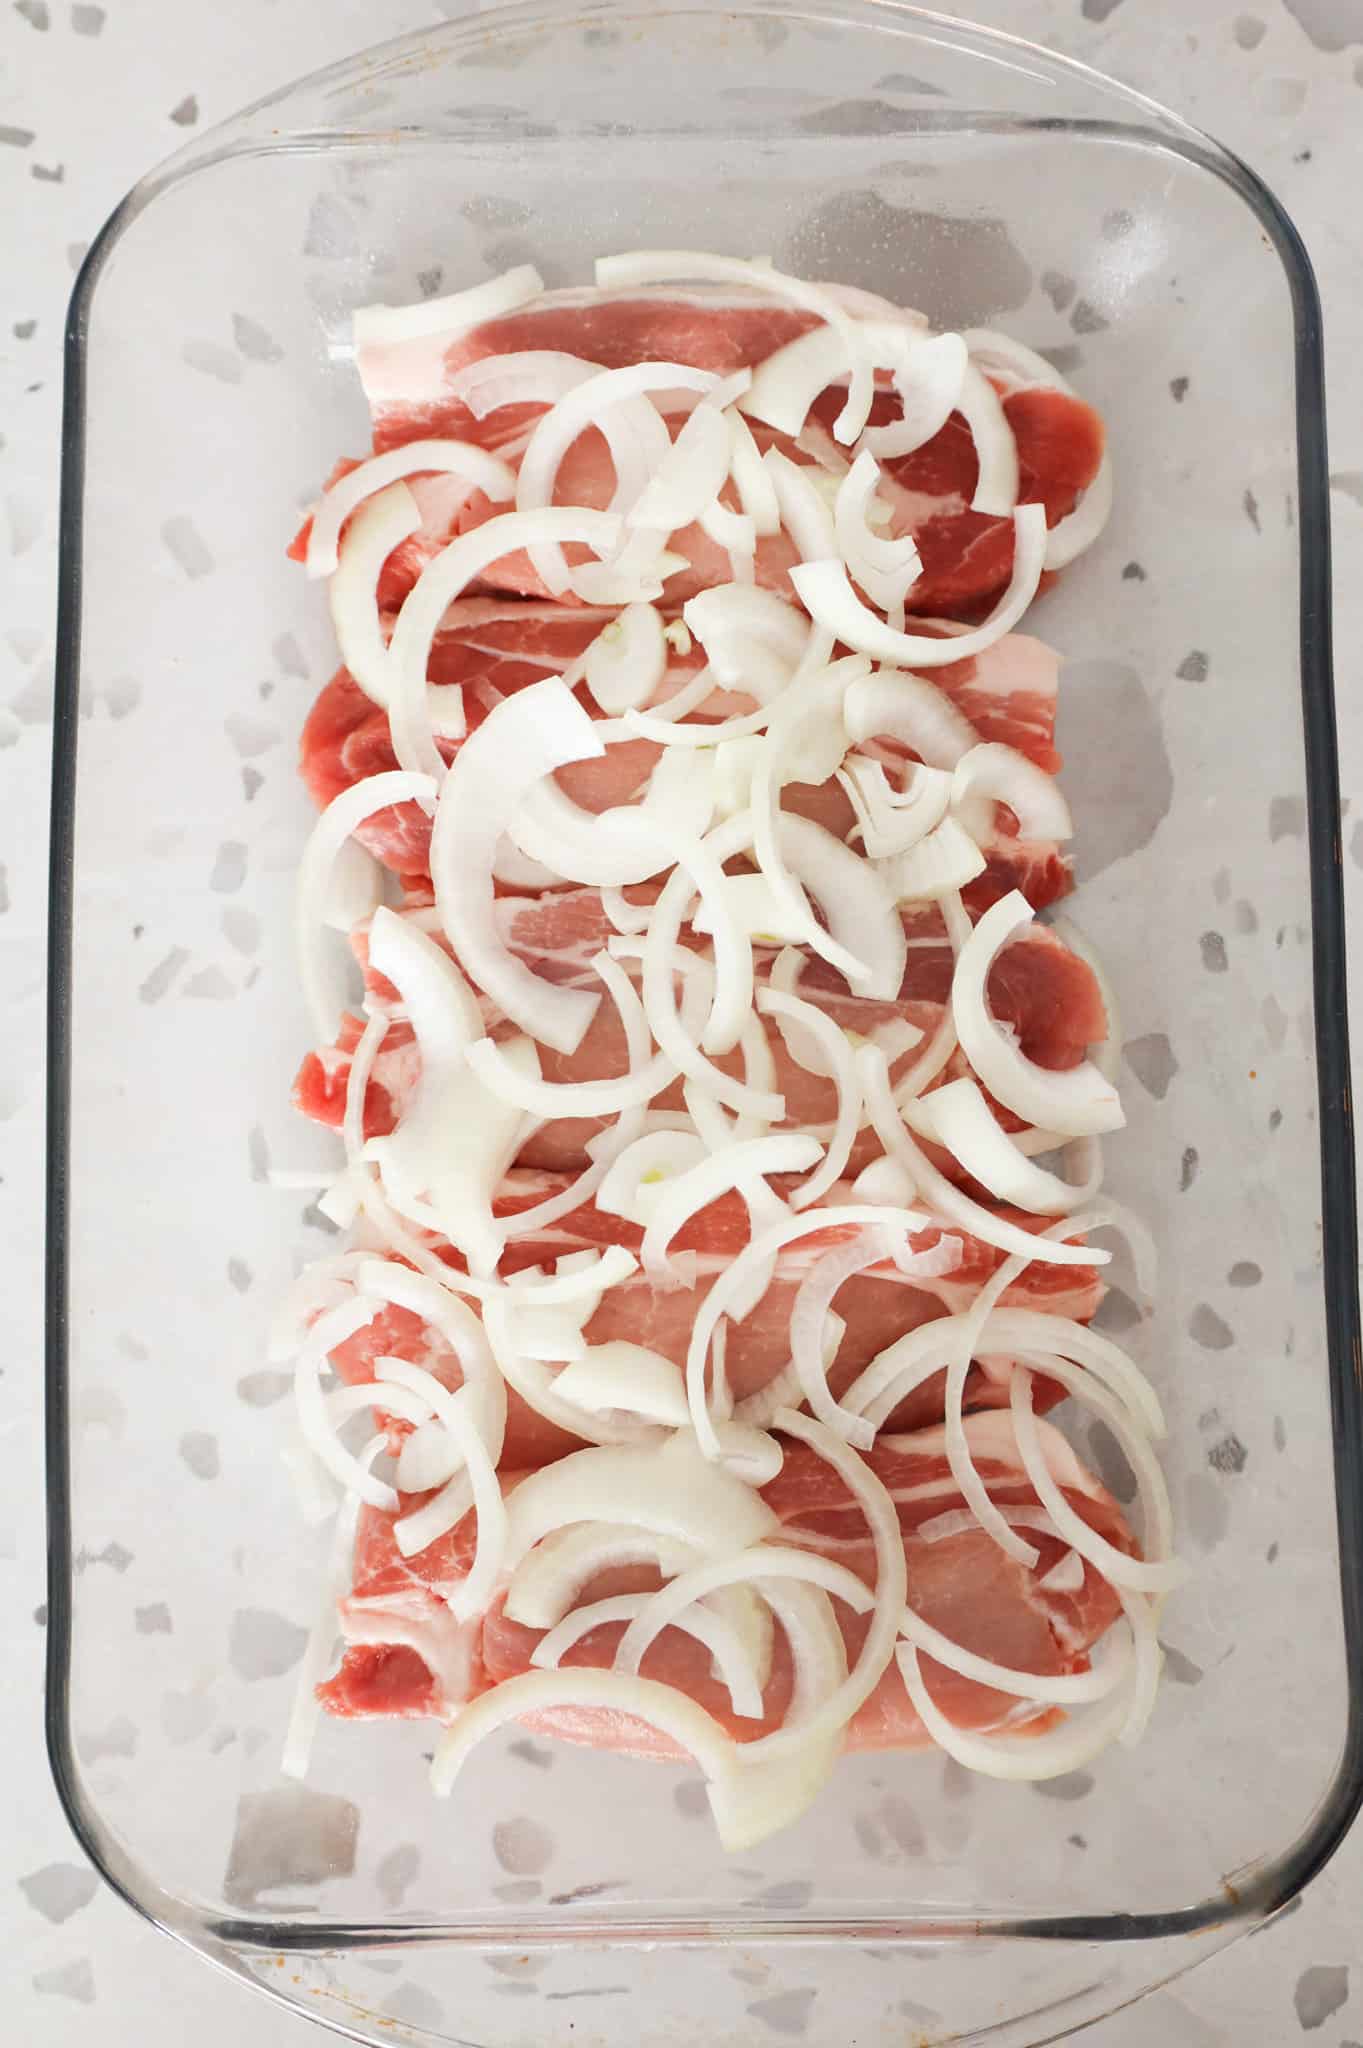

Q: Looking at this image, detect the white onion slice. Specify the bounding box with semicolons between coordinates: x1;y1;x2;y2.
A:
628;398;738;533
341;1009;388;1168
861;331;969;459
307;440;515;579
386;507;621;778
984;1308;1165;1441
448;347;598;421
756;988;863;1209
952;892;1123;1137
509;743;716;889
596;1128;709;1225
957;364;1019;517
532;1592;767;1719
963;327;1113;570
356;1255;507;1458
913;1077;1099;1216
898;1595;1129;1706
762;446;838;560
691;871;811;948
396;1416;463;1494
951;742;1073;846
880;816;986;902
858;1043;1104;1268
281;1431;385;1780
429;678;604;1055
506;1246;639;1308
292;1295;391;1509
839;757;953;860
502;1433;778;1570
583;602;668;714
640;1133;823;1280
297;770;436;1041
505;1523;701;1629
595;249;875;443
481;1293;667;1450
373;1356;504;1615
1011;1367;1186;1594
516;361;721;592
354;264;544;350
552;1343;691;1427
792;504;1046;668
1038;1548;1087;1594
786;1231;894;1447
682;584;809;702
896;1640;1133;1781
843;669;979;770
773;813;906;1000
727;409;782;534
467;989;673;1118
835;450;923;608
327;485;426;717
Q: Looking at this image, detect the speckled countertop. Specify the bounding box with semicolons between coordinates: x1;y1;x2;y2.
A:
4;1;1363;2041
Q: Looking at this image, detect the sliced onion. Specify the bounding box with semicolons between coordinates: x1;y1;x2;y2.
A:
396;1417;463;1494
482;1292;668;1451
386;507;621;778
356;1256;507;1458
963;327;1113;570
849;1156;916;1206
510;743;716;889
839;757;953;859
505;1522;702;1629
792;504;1046;668
861;331;968;460
957;364;1019;517
843;668;979;770
771;813;906;1001
502;1433;778;1570
552;1343;691;1427
952;892;1123;1137
835;450;923;608
532;1591;767;1718
913;1077;1099;1216
628;398;737;533
293;1295;392;1510
982;1307;1165;1439
281;1431;385;1780
327;484;426;717
727;409;782;534
899;1592;1130;1706
880;816;986;902
951;742;1073;846
596;1128;709;1225
682;584;809;702
467;997;674;1122
756;987;863;1209
595;249;875;443
448;347;600;421
374;1356;505;1616
1012;1367;1186;1594
1038;1548;1087;1595
640;1133;823;1281
896;1640;1133;1781
505;1246;639;1308
762;446;838;560
786;1231;894;1446
297;770;436;1040
353;263;544;350
583;602;668;714
341;1009;388;1168
516;361;721;592
858;1043;1104;1269
307;440;515;580
429;677;604;1054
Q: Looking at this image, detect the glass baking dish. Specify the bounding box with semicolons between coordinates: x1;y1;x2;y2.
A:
46;3;1362;2043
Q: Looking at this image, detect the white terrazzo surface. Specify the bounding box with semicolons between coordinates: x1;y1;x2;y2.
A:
3;0;1363;2041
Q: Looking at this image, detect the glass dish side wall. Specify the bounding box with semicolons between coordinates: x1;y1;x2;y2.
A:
47;6;1359;2045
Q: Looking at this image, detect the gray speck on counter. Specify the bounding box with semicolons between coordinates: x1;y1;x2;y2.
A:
19;1863;99;1924
242;765;264;802
1069;298;1108;335
1270;793;1307;840
1229;1261;1262;1288
170;94;199;125
1208;1432;1248;1474
1293;1964;1349;2029
237;1369;290;1407
746;1988;818;2037
247;1122;270;1182
1057;660;1172;876
135;1602;173;1634
1121;560;1146;580
210;840;247;892
273;630;308;677
1199;931;1228;973
1180;1145;1200;1191
1234;13;1266;48
139;947;188;1004
303;192;359;260
1177;649;1209;681
33;1962;95;2005
162;514;213;577
1234;898;1259;935
1125;1031;1178;1100
184;966;234;1000
508;1737;552;1769
221;907;260;954
674;1778;709;1816
182;340;242;384
376;1844;420;1906
233;312;284;363
15;0;50;26
1040;269;1075;311
229;1607;308;1680
1190;1303;1234;1351
1243;486;1262;531
224;1785;359;1905
0;123;36;145
71;2;104;29
180;1430;221;1480
492;1816;555;1875
1170;375;1190;401
1274;1414;1288;1451
1087;1420;1138;1503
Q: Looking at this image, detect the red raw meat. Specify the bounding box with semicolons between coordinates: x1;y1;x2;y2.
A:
320;1414;1130;1750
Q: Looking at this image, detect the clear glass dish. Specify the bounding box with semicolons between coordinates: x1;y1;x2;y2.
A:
46;4;1361;2043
